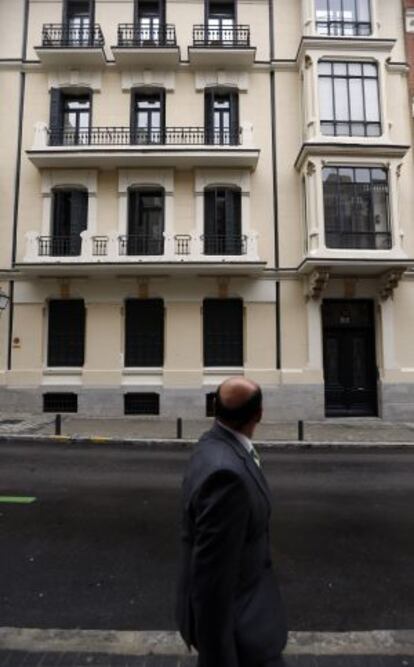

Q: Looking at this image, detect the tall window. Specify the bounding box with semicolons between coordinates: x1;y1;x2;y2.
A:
203;299;243;367
131;89;165;144
207;1;236;43
125;299;164;367
47;300;86;367
205;89;239;145
47;189;88;256
204;187;242;255
316;0;371;36
323;166;391;250
49;89;91;145
135;0;164;42
318;61;380;137
125;188;164;255
64;0;93;45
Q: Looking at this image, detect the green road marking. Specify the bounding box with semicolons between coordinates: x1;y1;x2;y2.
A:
0;496;36;504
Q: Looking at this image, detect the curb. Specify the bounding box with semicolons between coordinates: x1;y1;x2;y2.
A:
1;434;414;449
0;629;413;657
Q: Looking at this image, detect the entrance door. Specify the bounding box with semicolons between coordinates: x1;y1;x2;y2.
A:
322;300;378;417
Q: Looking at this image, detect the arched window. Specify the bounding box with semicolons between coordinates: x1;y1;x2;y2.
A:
204;186;242;255
124;187;165;256
49;88;92;146
45;187;88;257
131;88;165;144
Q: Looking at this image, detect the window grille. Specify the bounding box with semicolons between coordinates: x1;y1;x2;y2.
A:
125;299;164;367
203;299;243;367
43;393;78;413
124;393;160;415
47;300;86;367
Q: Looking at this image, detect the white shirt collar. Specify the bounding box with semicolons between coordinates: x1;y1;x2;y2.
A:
217;421;253;455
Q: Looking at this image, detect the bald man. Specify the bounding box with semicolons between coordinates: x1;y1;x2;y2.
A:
176;378;287;667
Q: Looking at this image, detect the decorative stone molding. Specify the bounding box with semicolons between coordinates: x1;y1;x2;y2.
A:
39;170;98;237
48;70;102;92
121;70;175;92
379;269;406;301
194;70;249;92
195;169;250;194
305;269;330;301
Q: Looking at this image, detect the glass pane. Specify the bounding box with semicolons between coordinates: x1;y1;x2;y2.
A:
364;79;380;121
349;78;364;120
336;122;350;135
343;0;357;22
334;78;349;120
351;123;365;136
367;123;381;136
64;112;77;131
333;62;347;76
138;111;149;129
318;61;332;75
363;63;377;77
329;0;342;21
319;77;334;120
315;0;328;21
358;0;371;22
348;63;362;76
321;122;335;135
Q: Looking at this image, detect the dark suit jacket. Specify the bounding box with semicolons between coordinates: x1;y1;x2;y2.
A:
176;423;287;667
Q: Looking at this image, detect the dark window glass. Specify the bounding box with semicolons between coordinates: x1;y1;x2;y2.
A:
125;189;164;255
48;300;86;367
205;90;239;145
62;94;91;144
208;1;235;42
135;0;163;41
48;189;88;256
204;187;242;255
124;392;160;415
43;393;78;413
316;0;371;36
318;61;380;137
125;299;164;367
65;1;93;45
323;166;391;249
132;90;164;144
203;299;243;367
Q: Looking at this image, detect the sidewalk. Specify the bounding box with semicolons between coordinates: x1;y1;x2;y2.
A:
0;651;412;666
1;414;414;444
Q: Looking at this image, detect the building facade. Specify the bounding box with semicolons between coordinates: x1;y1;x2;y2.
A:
0;0;413;419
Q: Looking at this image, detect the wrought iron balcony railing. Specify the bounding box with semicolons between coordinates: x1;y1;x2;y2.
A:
193;24;250;48
118;235;165;256
201;234;248;256
48;126;241;147
38;235;82;257
325;231;392;251
117;23;177;48
316;20;372;37
41;23;105;48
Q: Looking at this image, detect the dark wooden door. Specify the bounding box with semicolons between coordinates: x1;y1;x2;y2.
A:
323;301;378;417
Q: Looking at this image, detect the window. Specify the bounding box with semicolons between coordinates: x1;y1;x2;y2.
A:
123;188;164;256
131;89;165;144
49;89;92;145
203;299;243;367
42;189;88;257
316;0;371;36
124;393;160;415
323;166;391;249
205;89;239;145
318;61;380;137
135;0;164;43
47;300;86;367
207;1;235;43
125;299;164;367
64;1;94;45
43;393;78;413
204;187;242;255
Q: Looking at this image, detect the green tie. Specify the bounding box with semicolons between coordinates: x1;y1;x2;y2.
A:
250;445;261;468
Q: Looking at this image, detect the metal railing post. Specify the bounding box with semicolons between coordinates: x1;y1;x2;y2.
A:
298;420;304;442
177;417;183;440
55;414;62;436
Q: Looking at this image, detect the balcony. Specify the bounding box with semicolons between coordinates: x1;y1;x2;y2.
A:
27;122;260;170
112;23;180;68
21;231;265;276
188;25;256;68
35;23;106;67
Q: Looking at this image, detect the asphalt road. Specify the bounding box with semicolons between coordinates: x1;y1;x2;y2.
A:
0;440;413;632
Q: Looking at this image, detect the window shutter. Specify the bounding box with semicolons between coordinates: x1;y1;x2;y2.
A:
70;190;88;255
225;189;241;252
203;298;243;367
230;92;239;145
52;191;66;238
130;89;138;143
160;88;166;142
204;90;214;144
48;300;86;367
49;89;63;146
125;299;164;367
204;189;216;252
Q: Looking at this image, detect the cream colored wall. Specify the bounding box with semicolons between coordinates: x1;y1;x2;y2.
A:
0;71;21;270
0;0;23;60
83;303;122;384
27;0;62;62
245;303;278;384
10;304;43;375
280;280;310;381
393;280;414;371
164;302;202;387
174;171;195;234
274;0;302;60
238;0;270;62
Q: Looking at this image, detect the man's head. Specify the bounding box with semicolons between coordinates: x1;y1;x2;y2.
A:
215;377;263;437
